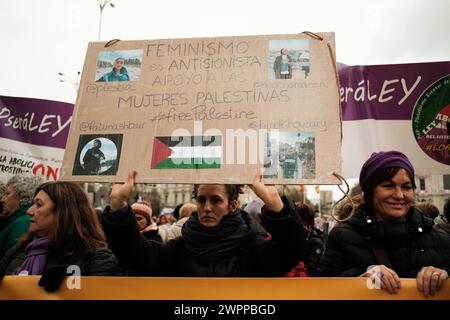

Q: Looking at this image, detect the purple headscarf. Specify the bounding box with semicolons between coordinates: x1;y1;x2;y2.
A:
359;151;415;193
15;237;48;275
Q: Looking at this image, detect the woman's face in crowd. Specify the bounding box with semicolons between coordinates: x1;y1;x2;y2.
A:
1;185;21;216
372;168;414;221
27;190;56;237
196;185;237;227
158;215;167;225
135;214;148;231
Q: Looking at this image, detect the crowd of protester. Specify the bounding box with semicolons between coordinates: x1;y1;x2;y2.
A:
0;150;449;297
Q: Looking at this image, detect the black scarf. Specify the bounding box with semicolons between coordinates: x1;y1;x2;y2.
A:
182;211;248;263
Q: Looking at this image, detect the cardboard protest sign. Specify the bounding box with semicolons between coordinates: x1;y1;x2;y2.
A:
339;61;450;177
0;96;73;182
60;32;342;184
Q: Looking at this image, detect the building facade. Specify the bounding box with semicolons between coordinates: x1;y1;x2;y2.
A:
415;174;450;213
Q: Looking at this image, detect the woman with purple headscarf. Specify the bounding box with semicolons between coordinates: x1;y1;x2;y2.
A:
318;151;450;297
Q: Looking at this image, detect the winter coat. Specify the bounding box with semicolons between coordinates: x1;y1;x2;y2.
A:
318;203;450;278
102;197;306;277
273;54;293;79
0;206;30;260
97;67;130;82
280;153;299;179
142;229;163;243
434;215;450;234
303;228;324;276
82;147;105;174
0;243;122;276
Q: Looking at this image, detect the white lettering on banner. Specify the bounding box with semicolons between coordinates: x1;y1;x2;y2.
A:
340;76;422;106
53;115;72;137
378;79;398;103
399;77;421;104
0;106;72;137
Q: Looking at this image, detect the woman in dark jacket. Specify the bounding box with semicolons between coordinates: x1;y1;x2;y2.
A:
318;151;450;297
102;170;305;277
0;181;122;291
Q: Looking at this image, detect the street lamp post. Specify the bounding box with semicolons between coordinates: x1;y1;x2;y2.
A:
97;0;115;41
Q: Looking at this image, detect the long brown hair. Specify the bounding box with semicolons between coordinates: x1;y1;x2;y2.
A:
22;181;106;258
192;184;243;202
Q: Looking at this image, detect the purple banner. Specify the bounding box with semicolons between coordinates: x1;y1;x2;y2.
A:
0;96;74;149
338;61;450;121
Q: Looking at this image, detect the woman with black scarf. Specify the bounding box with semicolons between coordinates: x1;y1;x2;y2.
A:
102;170;306;277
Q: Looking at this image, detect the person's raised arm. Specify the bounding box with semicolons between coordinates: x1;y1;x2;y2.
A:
249;169;283;213
110;170;137;211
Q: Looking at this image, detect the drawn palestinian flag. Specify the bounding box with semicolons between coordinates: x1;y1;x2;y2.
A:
151;136;222;169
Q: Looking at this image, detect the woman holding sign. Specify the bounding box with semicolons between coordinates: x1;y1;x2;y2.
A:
102;170;306;277
318;151;450;297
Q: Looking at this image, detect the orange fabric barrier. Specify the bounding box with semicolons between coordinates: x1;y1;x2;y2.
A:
0;276;449;300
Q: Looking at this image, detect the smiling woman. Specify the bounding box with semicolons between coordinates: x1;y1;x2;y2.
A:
318;151;450;297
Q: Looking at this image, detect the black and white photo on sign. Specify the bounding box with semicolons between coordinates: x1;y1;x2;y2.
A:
72;134;123;176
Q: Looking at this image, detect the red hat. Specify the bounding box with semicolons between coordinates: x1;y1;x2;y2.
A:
131;200;152;221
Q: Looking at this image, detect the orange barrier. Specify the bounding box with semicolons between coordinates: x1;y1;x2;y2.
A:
0;276;449;300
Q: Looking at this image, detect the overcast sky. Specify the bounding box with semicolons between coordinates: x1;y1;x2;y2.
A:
1;0;449;199
1;0;449;104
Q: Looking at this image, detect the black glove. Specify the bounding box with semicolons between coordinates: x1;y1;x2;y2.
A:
38;265;68;292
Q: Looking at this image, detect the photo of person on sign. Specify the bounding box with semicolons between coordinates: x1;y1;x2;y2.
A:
95;49;143;82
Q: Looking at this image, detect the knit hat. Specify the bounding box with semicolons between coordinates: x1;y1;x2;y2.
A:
131;200;152;221
359;150;415;193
